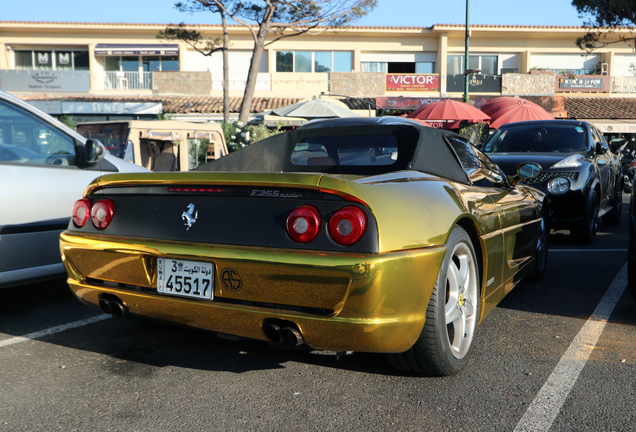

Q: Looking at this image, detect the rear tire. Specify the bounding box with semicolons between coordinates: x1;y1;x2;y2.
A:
386;226;480;376
572;191;599;245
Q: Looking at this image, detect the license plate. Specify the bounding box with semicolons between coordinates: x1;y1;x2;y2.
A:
157;258;214;300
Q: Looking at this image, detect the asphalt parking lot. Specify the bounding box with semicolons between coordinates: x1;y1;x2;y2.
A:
1;195;635;432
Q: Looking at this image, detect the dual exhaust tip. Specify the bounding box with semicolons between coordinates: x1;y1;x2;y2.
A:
263;320;306;348
99;295;128;317
98;298;303;348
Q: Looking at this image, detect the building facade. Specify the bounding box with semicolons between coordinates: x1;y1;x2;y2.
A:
2;20;636;131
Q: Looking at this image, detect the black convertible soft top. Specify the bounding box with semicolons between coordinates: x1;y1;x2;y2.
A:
197;121;469;184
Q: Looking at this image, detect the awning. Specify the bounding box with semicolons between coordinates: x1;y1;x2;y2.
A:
94;44;179;56
580;119;636;133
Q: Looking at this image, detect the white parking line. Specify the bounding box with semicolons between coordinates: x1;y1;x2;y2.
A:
0;315;110;348
550;249;628;252
513;263;628;432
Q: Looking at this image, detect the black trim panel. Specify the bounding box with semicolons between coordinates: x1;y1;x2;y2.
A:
1;218;69;235
70;186;379;253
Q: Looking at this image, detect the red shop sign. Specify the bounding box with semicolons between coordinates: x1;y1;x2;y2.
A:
386;74;439;92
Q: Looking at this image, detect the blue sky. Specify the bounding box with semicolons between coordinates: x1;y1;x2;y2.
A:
5;0;586;27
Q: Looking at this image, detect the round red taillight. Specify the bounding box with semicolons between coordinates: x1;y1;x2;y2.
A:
71;198;91;227
91;199;114;230
286;205;321;243
328;206;367;246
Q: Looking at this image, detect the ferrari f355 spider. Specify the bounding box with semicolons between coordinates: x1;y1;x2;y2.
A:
60;117;547;376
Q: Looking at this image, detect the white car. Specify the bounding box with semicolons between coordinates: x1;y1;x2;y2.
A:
0;91;149;288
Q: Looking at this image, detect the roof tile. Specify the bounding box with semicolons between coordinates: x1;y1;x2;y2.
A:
564;97;636;119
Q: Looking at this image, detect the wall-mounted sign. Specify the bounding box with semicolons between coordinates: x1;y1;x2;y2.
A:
446;74;501;93
376;97;448;110
94;44;179;56
27;100;63;114
423;121;447;129
25;100;163;115
0;70;90;92
558;77;604;90
62;102;162;115
386;74;439;92
378;97;493;110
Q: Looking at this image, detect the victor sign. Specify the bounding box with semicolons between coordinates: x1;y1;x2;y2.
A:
386;74;439;92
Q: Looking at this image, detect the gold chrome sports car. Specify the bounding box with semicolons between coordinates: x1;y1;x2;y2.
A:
60;117;547;376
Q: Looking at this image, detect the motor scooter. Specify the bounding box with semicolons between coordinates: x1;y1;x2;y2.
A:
620;144;636;193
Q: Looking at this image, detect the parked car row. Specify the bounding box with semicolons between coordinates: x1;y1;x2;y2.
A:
483;120;623;244
2;93;634;376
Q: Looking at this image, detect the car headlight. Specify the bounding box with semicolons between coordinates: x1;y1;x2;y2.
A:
548;177;570;195
551;155;584;169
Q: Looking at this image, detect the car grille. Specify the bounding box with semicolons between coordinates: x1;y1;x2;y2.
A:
520;171;578;185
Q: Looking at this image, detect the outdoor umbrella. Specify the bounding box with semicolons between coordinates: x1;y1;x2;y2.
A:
406;99;490;129
482;97;554;129
270;98;360;119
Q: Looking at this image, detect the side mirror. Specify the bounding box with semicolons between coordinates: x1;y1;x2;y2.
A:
595;142;608;155
510;162;543;186
85;139;106;164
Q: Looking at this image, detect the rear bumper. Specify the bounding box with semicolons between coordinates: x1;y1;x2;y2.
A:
60;231;446;353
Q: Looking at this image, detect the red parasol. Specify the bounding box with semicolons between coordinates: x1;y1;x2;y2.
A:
407;99;491;128
482;97;554;129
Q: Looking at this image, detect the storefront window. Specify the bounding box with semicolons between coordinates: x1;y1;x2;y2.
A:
143;56;161;72
447;55;499;75
121;56;139;72
276;52;293;72
104;56;120;72
416;62;435;73
447;55;463;75
74;52;90;70
161;56;179;71
34;51;53;70
56;51;73;70
361;62;387;73
334;52;352;72
15;51;32;70
277;51;352;72
314;52;332;72
480;56;497;75
14;50;88;71
295;51;312;73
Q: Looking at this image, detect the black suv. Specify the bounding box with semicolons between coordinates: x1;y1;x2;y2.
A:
483;120;622;244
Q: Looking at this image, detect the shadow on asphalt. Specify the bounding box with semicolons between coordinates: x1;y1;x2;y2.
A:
0;280;417;377
42;314;421;377
0;278;71;315
497;217;636;326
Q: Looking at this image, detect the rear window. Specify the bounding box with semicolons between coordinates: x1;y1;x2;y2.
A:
483;124;587;153
291;135;398;166
75;123;129;157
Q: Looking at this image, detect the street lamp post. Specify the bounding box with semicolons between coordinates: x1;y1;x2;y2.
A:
463;0;470;103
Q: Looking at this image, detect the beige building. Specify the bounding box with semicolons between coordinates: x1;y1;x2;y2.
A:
1;20;636;131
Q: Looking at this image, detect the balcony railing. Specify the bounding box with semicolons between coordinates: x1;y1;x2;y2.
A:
612;76;636;93
104;71;152;90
